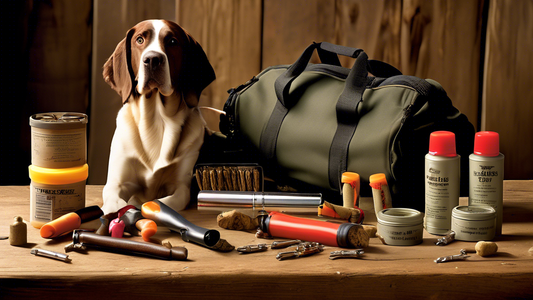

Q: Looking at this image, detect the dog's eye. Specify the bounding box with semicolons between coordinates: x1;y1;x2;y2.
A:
136;36;144;45
168;38;178;46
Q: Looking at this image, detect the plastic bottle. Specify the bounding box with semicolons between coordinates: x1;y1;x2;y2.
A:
424;131;461;235
469;131;504;236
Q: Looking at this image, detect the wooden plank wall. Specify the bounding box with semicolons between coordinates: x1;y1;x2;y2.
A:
180;0;532;180
88;0;176;184
176;0;263;111
3;0;531;185
483;0;533;179
1;0;92;185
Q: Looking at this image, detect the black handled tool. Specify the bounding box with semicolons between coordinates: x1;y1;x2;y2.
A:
65;230;187;260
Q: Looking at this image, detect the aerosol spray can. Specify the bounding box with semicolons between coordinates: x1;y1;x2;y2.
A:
425;131;460;235
469;131;504;236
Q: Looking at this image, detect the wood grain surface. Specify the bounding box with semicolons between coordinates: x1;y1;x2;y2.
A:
482;0;533;180
1;182;532;299
177;0;263;109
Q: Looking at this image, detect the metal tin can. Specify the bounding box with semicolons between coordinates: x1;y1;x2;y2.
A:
451;205;496;241
377;208;424;246
30;112;88;168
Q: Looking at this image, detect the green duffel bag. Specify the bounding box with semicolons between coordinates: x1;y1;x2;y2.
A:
220;42;474;211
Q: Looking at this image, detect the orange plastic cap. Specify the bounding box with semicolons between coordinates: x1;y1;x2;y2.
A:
341;172;360;184
369;173;388;186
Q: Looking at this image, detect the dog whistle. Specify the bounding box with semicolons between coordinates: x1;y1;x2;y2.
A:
31;248;71;263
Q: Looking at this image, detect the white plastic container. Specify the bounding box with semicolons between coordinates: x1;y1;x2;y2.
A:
30;112;88;168
469;131;504;236
451;205;496;241
29;164;88;229
425;131;461;235
377;208;424;246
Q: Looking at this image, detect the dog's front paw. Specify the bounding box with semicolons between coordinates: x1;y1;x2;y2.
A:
158;192;189;212
101;198;129;215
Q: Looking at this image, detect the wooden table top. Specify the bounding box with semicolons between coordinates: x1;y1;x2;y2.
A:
1;181;532;299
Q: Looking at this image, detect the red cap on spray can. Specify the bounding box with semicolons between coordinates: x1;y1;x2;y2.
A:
474;131;500;157
428;131;457;157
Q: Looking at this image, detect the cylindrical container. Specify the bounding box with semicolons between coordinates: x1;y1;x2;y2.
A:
342;172;360;208
30;112;88;168
377;208;424;246
259;211;363;248
10;216;27;246
425;131;461;235
197;191;322;215
451;205;496;241
369;173;392;214
469;131;504;236
29;164;88;229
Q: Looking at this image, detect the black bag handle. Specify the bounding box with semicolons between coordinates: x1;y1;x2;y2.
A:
274;42;366;108
260;42;373;191
317;46;402;78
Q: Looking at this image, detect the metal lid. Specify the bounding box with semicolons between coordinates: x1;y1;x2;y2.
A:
452;205;496;221
30;112;88;130
378;208;423;227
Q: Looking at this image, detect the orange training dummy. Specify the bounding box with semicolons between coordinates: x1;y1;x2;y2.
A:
40;205;103;238
342;172;360;208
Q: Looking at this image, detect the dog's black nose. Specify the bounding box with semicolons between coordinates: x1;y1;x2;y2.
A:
143;51;165;70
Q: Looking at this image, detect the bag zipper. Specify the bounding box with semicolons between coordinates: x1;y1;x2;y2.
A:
222;76;259;138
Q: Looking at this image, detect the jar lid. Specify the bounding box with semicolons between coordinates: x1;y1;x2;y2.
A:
30;112;88;130
452;205;496;221
29;164;88;185
378;208;423;227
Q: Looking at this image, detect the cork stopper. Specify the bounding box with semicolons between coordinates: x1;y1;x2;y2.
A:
10;216;27;246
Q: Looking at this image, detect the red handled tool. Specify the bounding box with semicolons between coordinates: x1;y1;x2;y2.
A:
258;211;361;248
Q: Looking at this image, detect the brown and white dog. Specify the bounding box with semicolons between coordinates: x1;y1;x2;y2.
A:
101;20;215;215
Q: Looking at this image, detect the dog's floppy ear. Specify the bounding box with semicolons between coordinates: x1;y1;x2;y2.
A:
103;28;136;104
181;29;216;107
